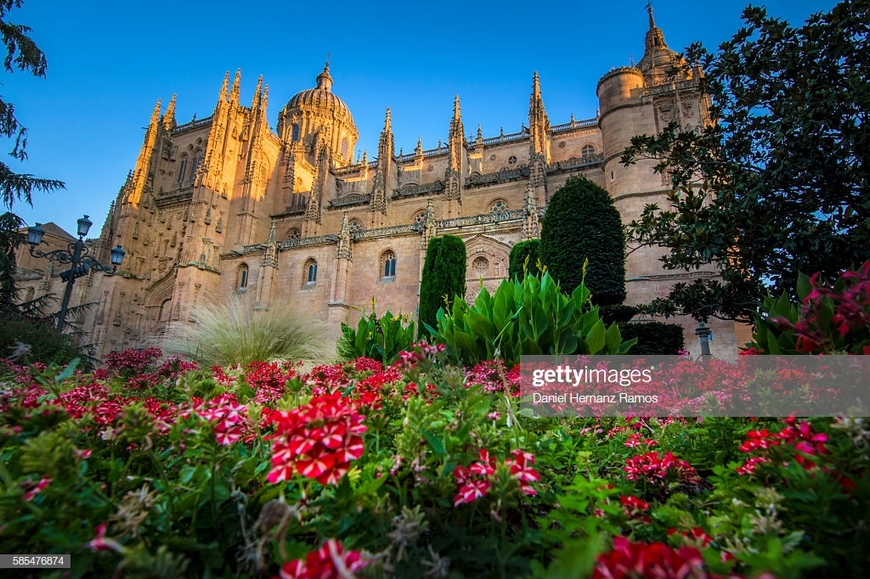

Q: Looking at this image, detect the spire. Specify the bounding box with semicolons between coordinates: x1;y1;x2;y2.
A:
149;98;162;126
383;107;392;133
162;94;176;131
528;72;550;158
647;1;655;28
448;95;465;172
230;69;241;104
219;71;229;102
252;75;263;109
261;85;269;114
126;98;161;205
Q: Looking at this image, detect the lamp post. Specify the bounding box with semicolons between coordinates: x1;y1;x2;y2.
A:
27;215;125;334
695;322;712;359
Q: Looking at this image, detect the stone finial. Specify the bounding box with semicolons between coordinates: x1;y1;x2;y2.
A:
230;69;242;103
218;71;229;101
252;75;263;109
162;94;177;131
453;94;461;119
647;0;655;29
149;98;162;126
415;137;423;156
383;107;392;133
476;124;483;141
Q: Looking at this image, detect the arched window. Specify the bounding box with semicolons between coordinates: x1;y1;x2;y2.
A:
304;258;318;284
236;263;249;291
341;138;349;158
381;250;396;279
177;155;189;183
582;144;596;157
191;150;204;181
291;124;300;142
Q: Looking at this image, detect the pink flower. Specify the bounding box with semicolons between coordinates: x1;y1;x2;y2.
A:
280;539;369;579
266;393;366;485
21;477;51;502
593;536;708;579
87;523;124;553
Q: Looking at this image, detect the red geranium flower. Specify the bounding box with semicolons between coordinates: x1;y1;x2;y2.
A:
266;393;366;485
280;539;369;579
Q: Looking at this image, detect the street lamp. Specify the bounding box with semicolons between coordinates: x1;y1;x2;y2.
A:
27;215;125;333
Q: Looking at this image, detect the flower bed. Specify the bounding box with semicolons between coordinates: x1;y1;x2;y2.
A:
1;345;868;579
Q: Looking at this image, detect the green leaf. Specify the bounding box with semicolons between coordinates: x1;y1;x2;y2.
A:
586;320;606;354
421;429;447;456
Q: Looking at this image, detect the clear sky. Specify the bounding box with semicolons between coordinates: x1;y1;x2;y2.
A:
5;0;836;235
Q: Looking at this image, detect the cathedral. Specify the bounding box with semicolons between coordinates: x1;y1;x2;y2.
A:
15;9;748;360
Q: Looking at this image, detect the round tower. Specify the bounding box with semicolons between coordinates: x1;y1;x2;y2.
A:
277;63;359;168
596;66;657;198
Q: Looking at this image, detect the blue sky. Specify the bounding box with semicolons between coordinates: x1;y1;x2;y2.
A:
5;0;836;234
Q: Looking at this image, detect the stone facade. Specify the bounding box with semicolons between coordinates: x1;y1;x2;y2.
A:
15;9;748;360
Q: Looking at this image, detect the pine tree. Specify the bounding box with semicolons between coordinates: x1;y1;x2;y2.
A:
540;175;625;305
418;235;466;337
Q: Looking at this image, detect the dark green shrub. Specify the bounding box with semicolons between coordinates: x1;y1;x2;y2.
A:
617;321;685;355
540;176;626;305
338;304;415;366
508;239;541;280
0;311;82;366
418;235;466;338
430;268;635;367
599;304;638;324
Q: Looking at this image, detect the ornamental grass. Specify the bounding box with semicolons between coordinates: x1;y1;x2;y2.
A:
162;299;331;368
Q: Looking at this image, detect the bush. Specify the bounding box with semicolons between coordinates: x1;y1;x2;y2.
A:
508;239;541;280
540;175;626;305
0;311;83;366
162;299;330;367
418;235;466;338
600;304;639;324
617;321;685;355
337;301;415;365
430;268;635;367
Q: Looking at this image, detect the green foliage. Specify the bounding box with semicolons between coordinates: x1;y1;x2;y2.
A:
539;175;626;305
0;309;81;365
337;301;415;365
0;1;64;209
623;2;870;322
418;234;466;339
508;239;541;280
0;210;23;310
749;264;870;355
429;268;635;367
599;304;639;324
163;299;330;367
616;321;685;355
1;347;868;577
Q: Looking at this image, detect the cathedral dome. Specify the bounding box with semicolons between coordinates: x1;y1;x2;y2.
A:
282;64;355;128
278;63;358;167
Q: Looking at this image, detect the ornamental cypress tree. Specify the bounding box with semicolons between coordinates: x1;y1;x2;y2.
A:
418;234;466;337
540;175;625;305
508;239;541;280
